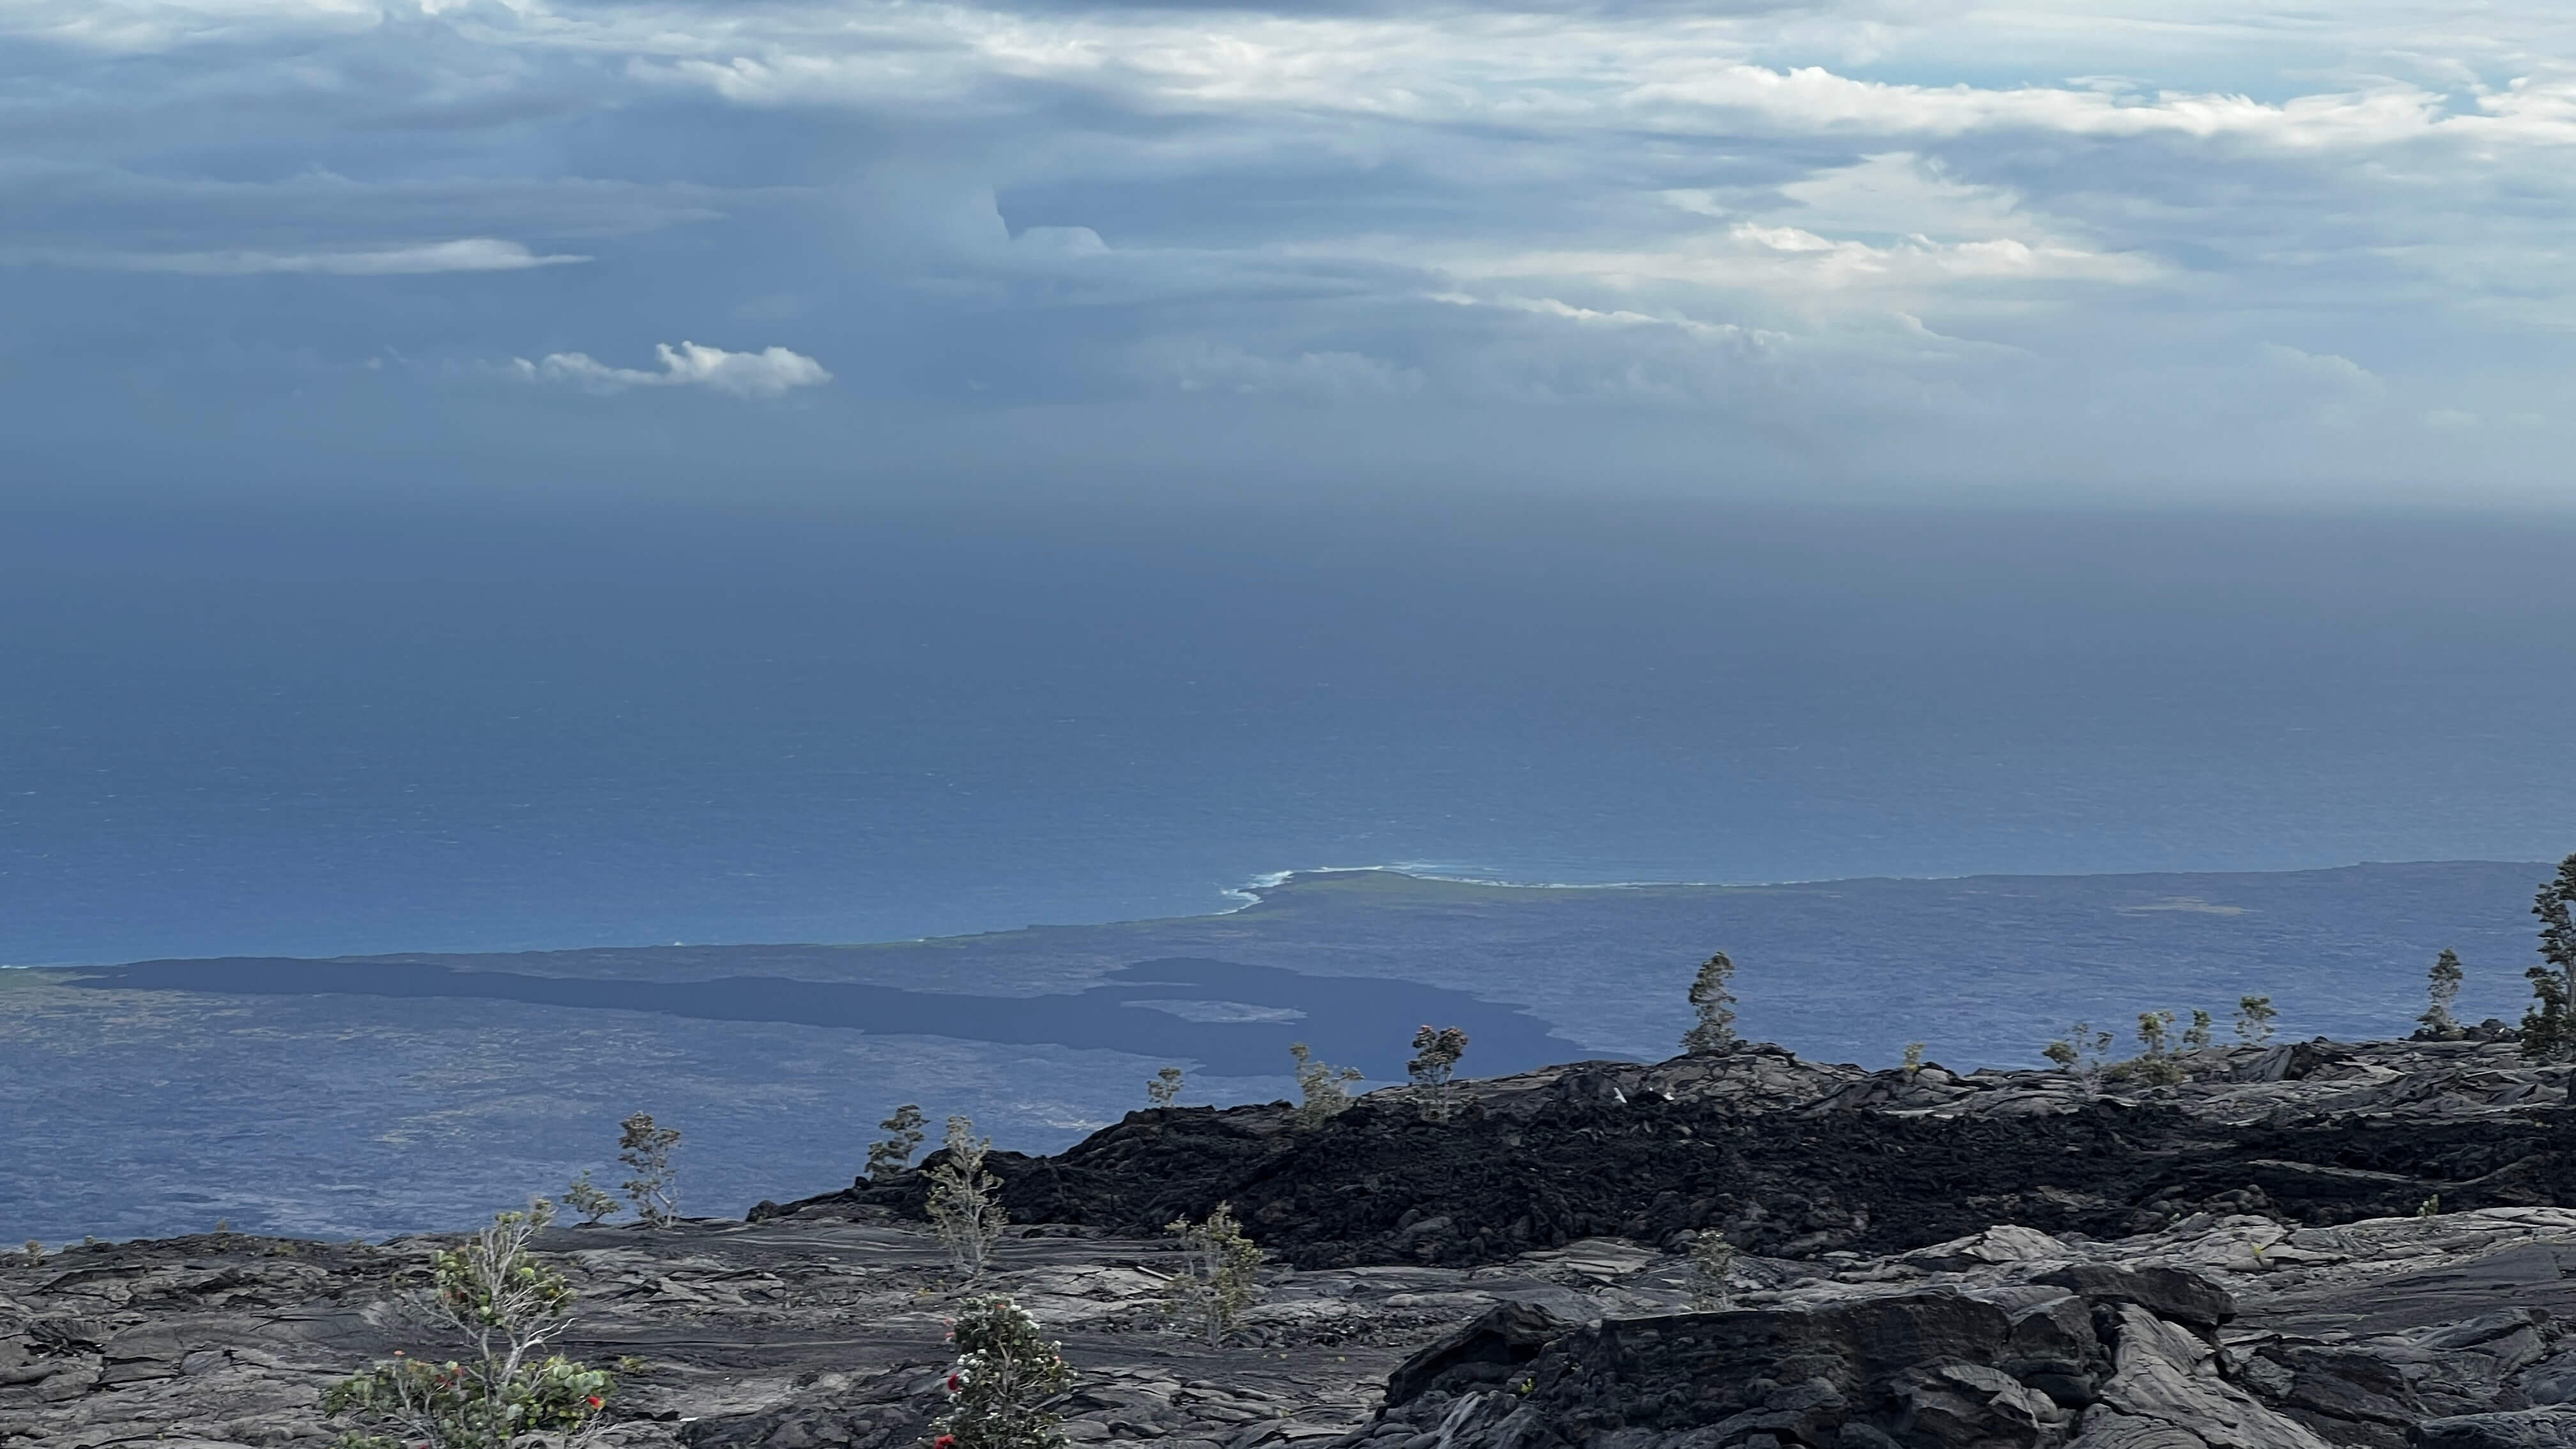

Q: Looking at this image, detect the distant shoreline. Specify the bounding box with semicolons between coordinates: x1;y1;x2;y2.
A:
4;856;2554;972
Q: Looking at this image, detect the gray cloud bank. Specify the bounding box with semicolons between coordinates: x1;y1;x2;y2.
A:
4;0;2574;494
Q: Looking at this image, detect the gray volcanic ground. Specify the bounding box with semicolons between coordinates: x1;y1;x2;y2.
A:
0;861;2552;1245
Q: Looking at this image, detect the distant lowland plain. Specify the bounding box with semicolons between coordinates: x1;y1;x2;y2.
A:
0;859;2552;1245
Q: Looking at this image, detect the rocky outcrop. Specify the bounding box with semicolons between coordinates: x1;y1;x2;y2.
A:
791;1040;2576;1269
1330;1209;2576;1449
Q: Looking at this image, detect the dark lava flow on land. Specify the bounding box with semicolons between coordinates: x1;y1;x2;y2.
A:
16;1032;2576;1449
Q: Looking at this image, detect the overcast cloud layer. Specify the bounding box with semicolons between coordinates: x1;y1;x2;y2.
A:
6;0;2574;498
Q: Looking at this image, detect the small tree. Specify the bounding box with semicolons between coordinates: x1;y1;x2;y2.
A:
1407;1025;1469;1121
1286;1043;1363;1128
1163;1202;1264;1346
21;1239;41;1267
2131;1011;2184;1085
617;1114;680;1228
323;1200;613;1449
935;1295;1072;1449
1687;1232;1736;1310
2529;857;2576;1068
926;1116;1008;1280
1681;951;1739;1055
562;1172;621;1226
2181;1009;2213;1051
2042;1021;2113;1077
2421;949;2465;1037
1145;1068;1184;1108
2234;995;2277;1045
866;1104;928;1181
2522;965;2573;1062
1899;1042;1924;1077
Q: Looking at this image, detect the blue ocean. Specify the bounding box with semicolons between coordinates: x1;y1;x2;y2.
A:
6;489;2573;965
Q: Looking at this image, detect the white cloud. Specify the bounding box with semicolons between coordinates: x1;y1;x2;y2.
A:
24;239;590;275
514;341;834;397
12;0;2576;489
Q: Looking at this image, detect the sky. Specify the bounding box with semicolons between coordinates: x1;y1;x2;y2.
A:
6;0;2575;502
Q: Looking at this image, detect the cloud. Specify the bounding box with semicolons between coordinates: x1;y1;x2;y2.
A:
24;239;590;275
1144;340;1425;399
514;341;834;397
7;0;2576;494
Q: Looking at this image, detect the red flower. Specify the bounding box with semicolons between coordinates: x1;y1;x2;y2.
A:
946;1376;961;1390
586;1396;604;1409
935;1435;956;1446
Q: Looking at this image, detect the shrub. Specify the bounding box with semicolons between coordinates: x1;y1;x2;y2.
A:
21;1239;41;1267
1688;1232;1736;1310
323;1200;613;1449
2042;1022;2112;1077
2117;1011;2184;1084
1899;1042;1924;1077
866;1104;928;1182
1680;951;1738;1055
934;1295;1072;1449
1287;1043;1363;1128
561;1172;620;1226
1163;1203;1264;1346
926;1116;1008;1280
1406;1026;1469;1121
2234;995;2276;1045
617;1114;680;1228
2181;1009;2213;1050
1145;1068;1184;1109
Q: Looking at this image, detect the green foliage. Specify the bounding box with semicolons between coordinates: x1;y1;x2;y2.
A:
1687;1232;1736;1310
2182;1009;2213;1051
1146;1068;1184;1109
562;1172;620;1226
926;1116;1008;1280
2522;964;2573;1062
1406;1025;1469;1121
1899;1042;1924;1076
1287;1043;1363;1128
323;1200;612;1449
2527;857;2576;1064
21;1239;41;1267
1681;951;1739;1055
2111;1010;2182;1085
2235;995;2276;1045
617;1114;680;1227
1163;1202;1264;1346
935;1295;1073;1449
2421;949;2465;1037
326;1353;611;1449
2043;1022;2112;1076
2136;1010;2174;1057
866;1104;928;1181
2418;1194;2442;1219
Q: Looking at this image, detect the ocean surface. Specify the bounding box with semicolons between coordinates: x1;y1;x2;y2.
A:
4;489;2575;965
